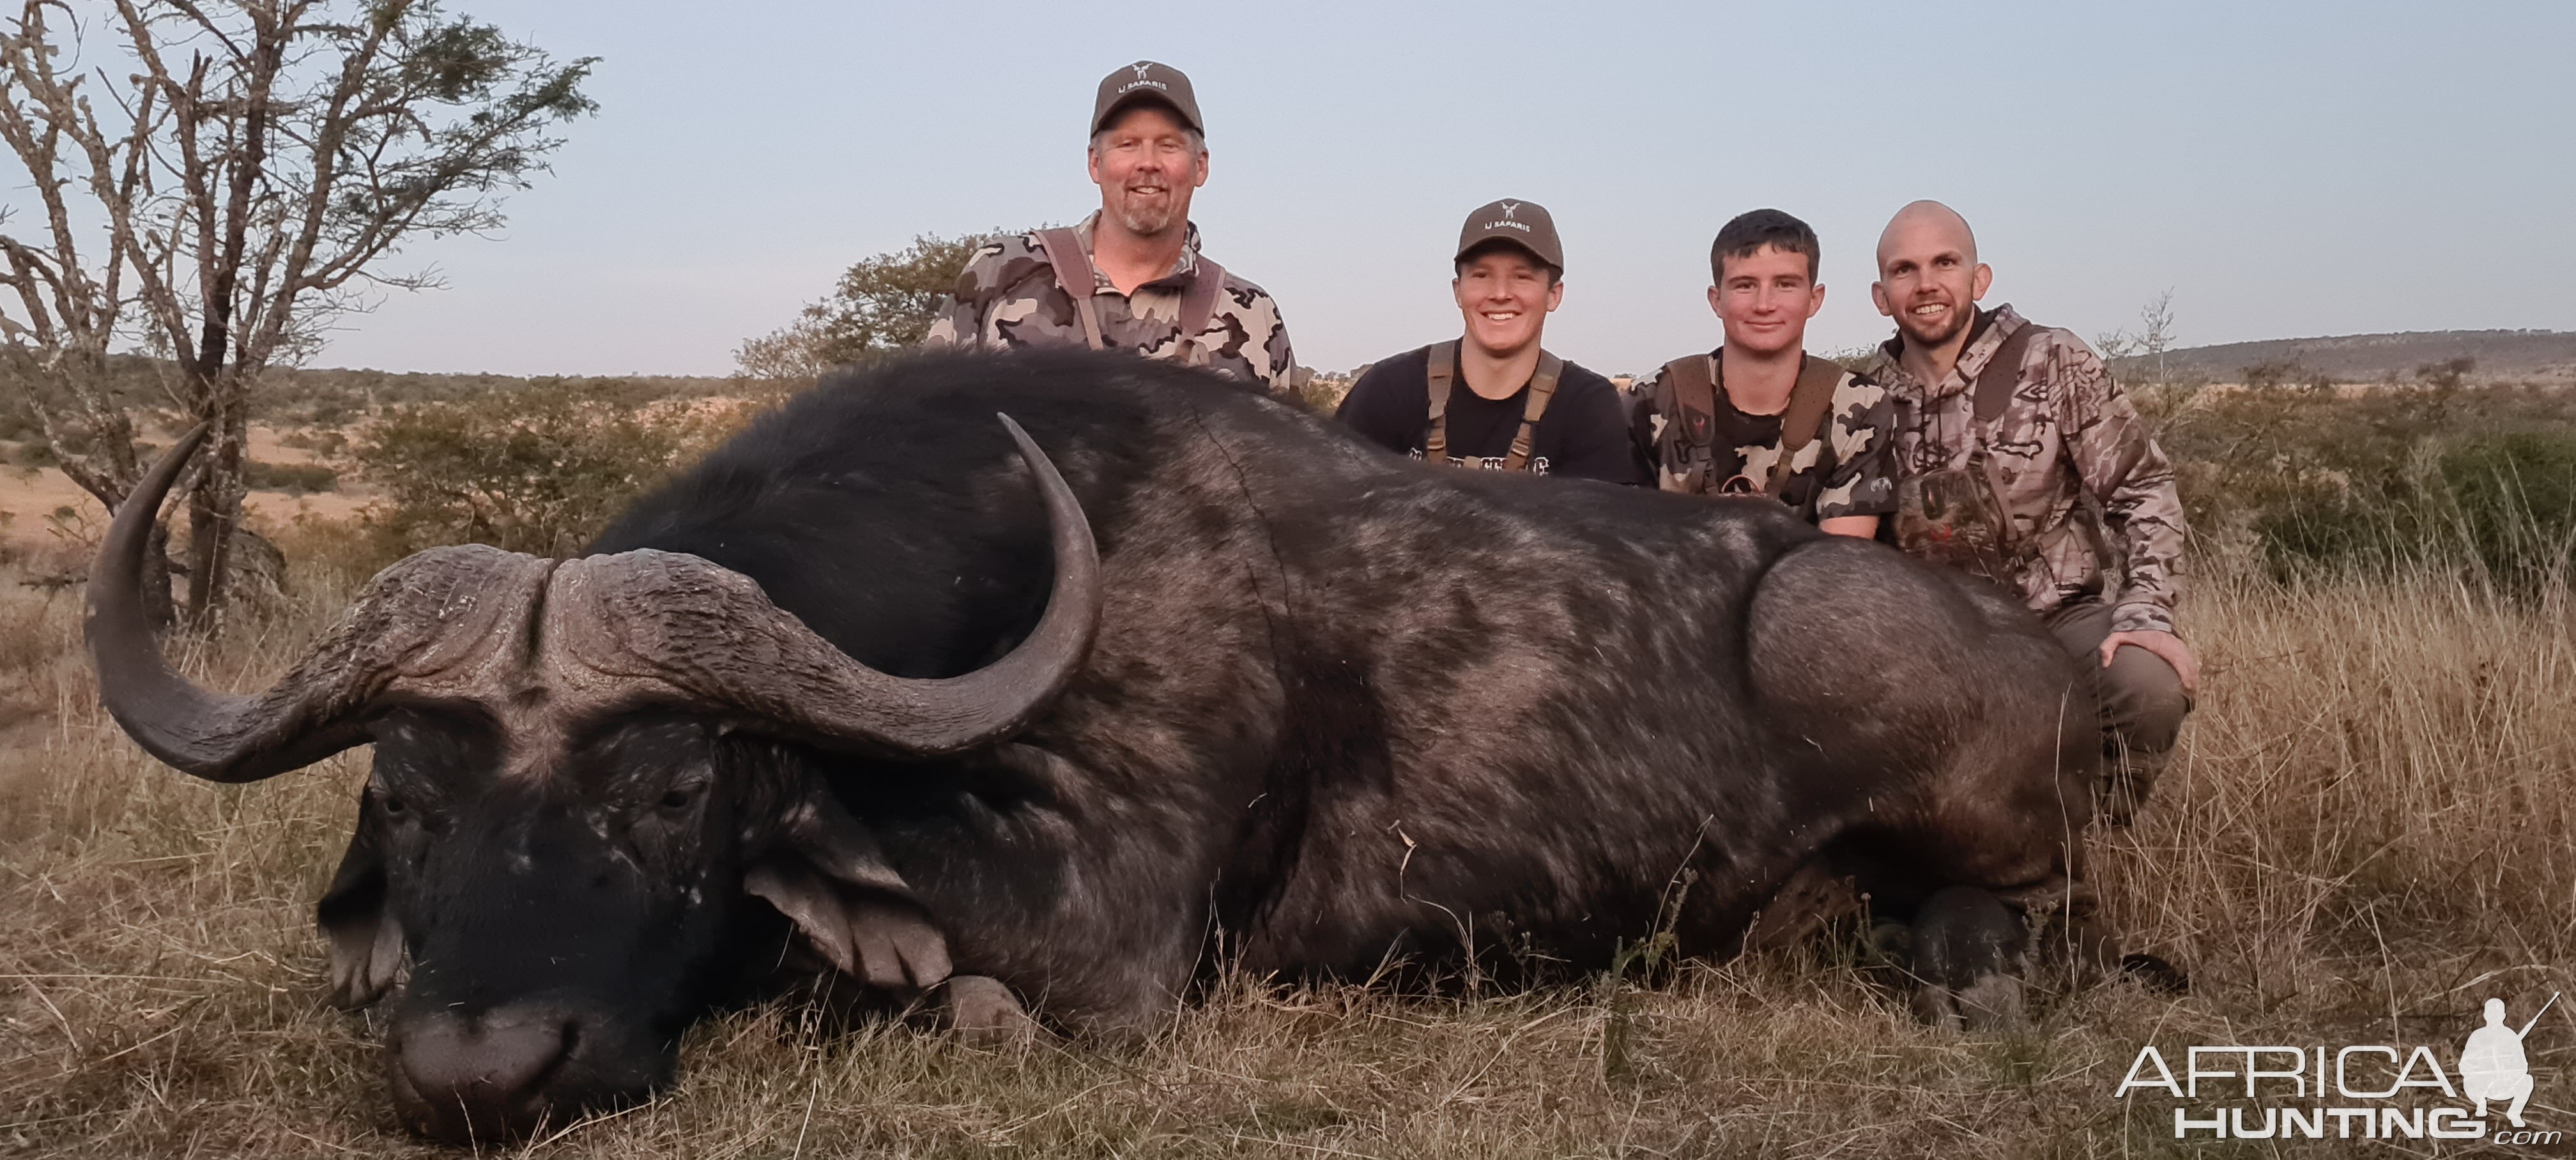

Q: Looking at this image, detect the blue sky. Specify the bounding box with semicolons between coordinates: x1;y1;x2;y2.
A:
245;2;2576;376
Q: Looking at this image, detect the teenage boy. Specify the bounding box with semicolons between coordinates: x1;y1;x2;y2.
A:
1336;199;1639;484
1630;210;1895;535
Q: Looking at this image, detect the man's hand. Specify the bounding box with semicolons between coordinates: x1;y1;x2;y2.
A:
2101;629;2198;694
1819;515;1879;539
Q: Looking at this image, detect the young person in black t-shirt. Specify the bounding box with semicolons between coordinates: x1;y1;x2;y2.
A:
1335;199;1641;485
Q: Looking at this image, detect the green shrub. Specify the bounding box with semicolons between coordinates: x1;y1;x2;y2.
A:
2244;429;2576;591
357;384;756;558
2425;431;2576;588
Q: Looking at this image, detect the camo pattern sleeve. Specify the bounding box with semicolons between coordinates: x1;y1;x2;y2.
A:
1809;369;1898;521
1204;271;1296;395
919;234;1051;349
1628;364;1687;491
2047;332;2187;634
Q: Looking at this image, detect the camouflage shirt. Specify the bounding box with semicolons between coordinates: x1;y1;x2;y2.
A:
1874;304;2188;634
1627;352;1898;523
920;213;1296;394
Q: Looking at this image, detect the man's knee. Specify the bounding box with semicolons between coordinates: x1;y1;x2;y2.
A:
2103;645;2189;756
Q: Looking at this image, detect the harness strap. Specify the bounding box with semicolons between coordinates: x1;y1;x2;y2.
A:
1425;342;1563;472
1660;354;1718;493
1034;227;1107;352
1500;353;1564;472
1424;340;1457;464
1177;257;1225;367
1766;356;1848;497
1972;319;2045;422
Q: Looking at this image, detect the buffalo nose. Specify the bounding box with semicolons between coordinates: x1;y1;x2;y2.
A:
394;1011;570;1142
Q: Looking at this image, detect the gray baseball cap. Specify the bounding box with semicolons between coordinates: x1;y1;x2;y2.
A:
1092;61;1203;135
1455;199;1563;272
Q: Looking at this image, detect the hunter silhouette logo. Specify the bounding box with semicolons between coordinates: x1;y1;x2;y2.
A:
2462;994;2554;1128
2115;991;2564;1144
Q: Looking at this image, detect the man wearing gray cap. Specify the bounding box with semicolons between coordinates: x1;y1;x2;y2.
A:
923;61;1296;393
1335;199;1640;484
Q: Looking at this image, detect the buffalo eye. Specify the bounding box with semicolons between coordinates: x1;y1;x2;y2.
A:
379;793;407;817
657;786;696;812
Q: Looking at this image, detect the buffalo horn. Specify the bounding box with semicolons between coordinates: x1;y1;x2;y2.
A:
551;414;1102;756
86;427;552;781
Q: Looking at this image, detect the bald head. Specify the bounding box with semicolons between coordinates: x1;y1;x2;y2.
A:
1870;199;1991;351
1877;200;1977;272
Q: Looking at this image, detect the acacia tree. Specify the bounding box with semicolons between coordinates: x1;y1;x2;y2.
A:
735;231;998;381
0;0;593;625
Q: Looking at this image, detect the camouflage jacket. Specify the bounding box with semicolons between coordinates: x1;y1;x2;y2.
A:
1628;352;1898;523
1874;304;2187;634
920;213;1296;394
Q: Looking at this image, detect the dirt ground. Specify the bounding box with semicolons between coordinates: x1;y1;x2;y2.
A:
1;422;372;566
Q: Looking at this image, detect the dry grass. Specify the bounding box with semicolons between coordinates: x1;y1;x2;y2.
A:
2;547;2571;1158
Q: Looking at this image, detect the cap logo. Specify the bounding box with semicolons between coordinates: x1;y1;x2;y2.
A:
1132;63;1153;80
1499;202;1520;220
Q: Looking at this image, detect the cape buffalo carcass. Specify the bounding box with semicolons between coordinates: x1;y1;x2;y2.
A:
88;350;2105;1142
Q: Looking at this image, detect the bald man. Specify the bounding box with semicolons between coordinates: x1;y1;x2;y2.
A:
1869;201;2192;826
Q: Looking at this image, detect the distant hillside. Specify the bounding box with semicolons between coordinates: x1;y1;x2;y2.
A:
2149;330;2576;385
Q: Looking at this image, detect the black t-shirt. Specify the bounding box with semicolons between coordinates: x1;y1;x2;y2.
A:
1334;344;1644;485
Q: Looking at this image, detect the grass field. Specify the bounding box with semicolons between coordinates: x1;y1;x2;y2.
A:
2;536;2570;1157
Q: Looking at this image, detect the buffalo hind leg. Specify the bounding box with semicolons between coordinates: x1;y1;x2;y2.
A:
1906;886;2028;1032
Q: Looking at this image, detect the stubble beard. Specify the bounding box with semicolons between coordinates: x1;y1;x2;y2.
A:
1108;180;1185;239
1896;303;1968;351
1112;200;1180;237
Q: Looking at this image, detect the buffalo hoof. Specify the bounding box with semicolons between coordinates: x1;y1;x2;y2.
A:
1906;886;2030;1032
1910;971;2028;1032
942;975;1042;1047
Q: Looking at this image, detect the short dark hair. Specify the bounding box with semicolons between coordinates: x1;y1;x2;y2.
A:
1455;239;1562;285
1710;209;1819;284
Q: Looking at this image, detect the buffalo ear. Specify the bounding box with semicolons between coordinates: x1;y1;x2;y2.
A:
743;790;952;993
316;817;403;1009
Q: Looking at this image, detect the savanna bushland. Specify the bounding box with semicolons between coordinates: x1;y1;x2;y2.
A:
1;318;2572;1158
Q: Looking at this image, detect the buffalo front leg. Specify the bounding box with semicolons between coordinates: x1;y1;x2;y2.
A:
937;975;1045;1047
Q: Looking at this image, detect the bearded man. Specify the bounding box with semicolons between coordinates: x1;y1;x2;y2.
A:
1869;199;2195;825
921;61;1296;393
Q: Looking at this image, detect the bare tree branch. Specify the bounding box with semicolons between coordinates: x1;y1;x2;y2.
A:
0;0;593;625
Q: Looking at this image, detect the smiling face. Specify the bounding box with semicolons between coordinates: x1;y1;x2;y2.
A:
1086;103;1207;238
1709;243;1825;357
1452;244;1563;359
1871;203;1993;350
